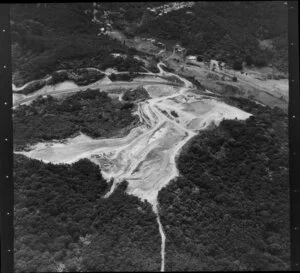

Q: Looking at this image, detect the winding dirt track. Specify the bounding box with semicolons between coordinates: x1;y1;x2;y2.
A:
15;63;252;271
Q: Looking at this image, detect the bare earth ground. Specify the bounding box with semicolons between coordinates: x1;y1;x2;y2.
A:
14;64;251;271
12;13;289;271
167;59;288;112
16;63;251;213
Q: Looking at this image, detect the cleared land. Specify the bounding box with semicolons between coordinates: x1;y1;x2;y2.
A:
16;65;251;209
15;63;251;272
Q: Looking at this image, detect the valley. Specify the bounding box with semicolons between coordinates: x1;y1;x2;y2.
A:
15;63;251;271
12;2;289;272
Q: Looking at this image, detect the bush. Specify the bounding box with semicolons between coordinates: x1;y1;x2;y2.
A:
158;99;289;271
245;55;253;66
170;110;178;117
233;61;243;71
14;155;161;272
13;89;139;148
122;86;150;102
109;73;117;81
254;58;268;67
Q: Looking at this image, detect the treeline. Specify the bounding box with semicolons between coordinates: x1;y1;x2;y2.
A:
158;97;289;271
13;89;138;149
108;72;141;82
14;155;161;272
48;69;105;87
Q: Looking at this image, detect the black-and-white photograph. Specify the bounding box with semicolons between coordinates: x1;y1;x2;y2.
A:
7;1;291;272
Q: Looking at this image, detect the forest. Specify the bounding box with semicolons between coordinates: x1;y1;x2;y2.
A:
11;2;289;271
136;1;288;72
14;155;161;272
108;72;140;82
10;4;145;86
13;89;139;149
158;97;289;271
11;2;288;88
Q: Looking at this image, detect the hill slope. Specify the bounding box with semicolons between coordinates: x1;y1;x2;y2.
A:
134;1;288;72
11;3;144;86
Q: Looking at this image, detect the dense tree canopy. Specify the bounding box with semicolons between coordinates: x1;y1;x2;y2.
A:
11;3;146;86
13;89;139;149
14;155;161;272
122;86;150;102
135;1;288;72
12;3;289;271
158;97;289;271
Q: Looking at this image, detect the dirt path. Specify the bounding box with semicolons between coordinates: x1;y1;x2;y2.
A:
155;207;166;272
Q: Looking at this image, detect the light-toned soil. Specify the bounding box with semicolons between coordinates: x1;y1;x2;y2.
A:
171;62;288;111
16;65;251;208
15;62;252;273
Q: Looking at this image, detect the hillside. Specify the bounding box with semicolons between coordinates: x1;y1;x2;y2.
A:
158;98;289;271
134;1;288;72
11;2;289;272
80;2;288;73
14;155;161;272
13;89;139;149
11;2;288;87
11;3;145;86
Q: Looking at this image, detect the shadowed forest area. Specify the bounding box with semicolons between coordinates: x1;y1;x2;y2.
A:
11;2;288;87
12;2;289;272
14;156;161;272
123;86;151;102
11;4;146;86
13;89;139;150
158;98;289;271
136;1;288;72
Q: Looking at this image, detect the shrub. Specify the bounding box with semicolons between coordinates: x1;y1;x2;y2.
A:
232;61;243;71
245;55;253;66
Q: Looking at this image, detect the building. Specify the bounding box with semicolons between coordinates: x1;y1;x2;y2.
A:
186;55;197;61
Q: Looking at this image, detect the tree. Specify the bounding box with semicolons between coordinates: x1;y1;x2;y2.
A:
245;55;253;66
233;60;243;71
197;56;203;62
254;57;268;67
